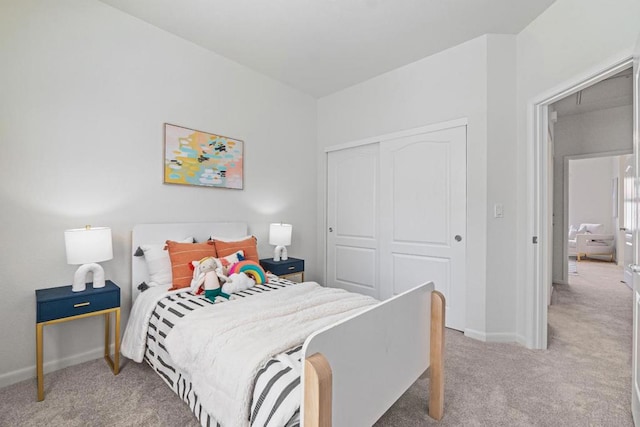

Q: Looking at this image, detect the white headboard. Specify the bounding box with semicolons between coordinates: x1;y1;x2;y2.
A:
131;222;248;302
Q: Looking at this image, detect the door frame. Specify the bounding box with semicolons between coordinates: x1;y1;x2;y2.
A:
529;56;633;349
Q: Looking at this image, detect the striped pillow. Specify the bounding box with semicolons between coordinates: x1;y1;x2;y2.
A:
213;236;259;263
166;240;217;290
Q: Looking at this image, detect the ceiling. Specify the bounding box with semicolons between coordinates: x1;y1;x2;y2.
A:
552;68;633;117
99;0;556;97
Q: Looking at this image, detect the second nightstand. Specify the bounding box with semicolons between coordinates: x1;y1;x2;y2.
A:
260;257;305;282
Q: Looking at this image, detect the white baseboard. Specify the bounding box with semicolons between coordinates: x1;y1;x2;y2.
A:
464;328;487;341
465;328;517;343
0;344;115;389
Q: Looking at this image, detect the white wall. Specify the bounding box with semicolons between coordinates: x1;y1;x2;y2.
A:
516;0;640;346
551;106;633;281
568;156;616;235
0;0;318;386
485;35;518;337
318;35;518;340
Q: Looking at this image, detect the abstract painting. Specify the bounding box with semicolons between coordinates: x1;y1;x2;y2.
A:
164;123;243;189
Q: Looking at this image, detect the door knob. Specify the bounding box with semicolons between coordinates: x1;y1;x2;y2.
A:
329;227;333;232
455;235;462;242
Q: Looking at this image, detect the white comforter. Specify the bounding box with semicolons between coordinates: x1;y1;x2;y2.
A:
165;282;378;427
121;284;191;362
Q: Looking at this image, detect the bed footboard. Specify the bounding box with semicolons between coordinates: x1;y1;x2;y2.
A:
302;282;445;426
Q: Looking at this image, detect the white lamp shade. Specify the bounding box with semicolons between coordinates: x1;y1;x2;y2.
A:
269;223;292;246
64;226;113;265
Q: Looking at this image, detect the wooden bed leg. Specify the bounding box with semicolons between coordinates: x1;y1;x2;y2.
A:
304;353;332;427
429;291;445;420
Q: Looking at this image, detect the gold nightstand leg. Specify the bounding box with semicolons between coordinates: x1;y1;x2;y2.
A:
114;308;120;375
104;312;110;359
36;323;44;401
104;309;120;375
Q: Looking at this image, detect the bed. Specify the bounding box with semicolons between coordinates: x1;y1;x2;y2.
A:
122;222;445;426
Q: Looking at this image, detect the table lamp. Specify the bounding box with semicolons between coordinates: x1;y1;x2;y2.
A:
269;223;292;262
64;226;113;292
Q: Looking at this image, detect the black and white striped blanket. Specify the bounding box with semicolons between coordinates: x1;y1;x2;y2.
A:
143;278;301;427
165;282;377;427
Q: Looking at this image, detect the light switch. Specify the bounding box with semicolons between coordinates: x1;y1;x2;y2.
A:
494;203;504;218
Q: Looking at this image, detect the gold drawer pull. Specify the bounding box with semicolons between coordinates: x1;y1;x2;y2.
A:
74;302;90;308
288;266;296;270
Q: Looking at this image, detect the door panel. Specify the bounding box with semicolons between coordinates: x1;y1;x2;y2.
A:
327;144;379;297
392;254;451;299
380;126;467;330
391;142;449;244
335;246;376;289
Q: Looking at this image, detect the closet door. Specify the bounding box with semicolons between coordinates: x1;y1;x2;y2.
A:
379;126;467;331
326;144;379;297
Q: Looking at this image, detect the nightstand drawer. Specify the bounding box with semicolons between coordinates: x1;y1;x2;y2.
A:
36;282;120;323
260;258;304;276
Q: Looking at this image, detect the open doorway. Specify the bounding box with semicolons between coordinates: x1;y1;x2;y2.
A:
549;67;633;292
530;57;634;350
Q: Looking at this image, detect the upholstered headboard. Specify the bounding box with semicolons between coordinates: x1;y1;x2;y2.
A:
131;222;248;302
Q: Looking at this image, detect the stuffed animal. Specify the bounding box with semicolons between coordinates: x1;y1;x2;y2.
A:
228;260;268;284
212;260;256;294
221;272;255;294
190;257;229;302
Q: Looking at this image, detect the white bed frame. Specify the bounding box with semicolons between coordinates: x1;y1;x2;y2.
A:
131;222;445;426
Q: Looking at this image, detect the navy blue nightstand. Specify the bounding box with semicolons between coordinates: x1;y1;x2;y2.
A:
260;257;305;282
35;281;121;401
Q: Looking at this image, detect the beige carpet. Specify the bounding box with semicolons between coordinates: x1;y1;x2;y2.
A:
377;259;633;426
0;260;633;426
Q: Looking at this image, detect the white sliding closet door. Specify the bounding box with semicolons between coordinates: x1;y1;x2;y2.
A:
326;144;379;297
326;124;467;330
379;126;467;331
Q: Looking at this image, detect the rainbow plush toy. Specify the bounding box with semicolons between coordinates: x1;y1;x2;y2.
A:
228;260;268;285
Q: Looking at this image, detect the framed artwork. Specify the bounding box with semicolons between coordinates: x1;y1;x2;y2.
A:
164;123;244;189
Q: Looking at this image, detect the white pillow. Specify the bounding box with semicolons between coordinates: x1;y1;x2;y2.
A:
139;237;193;286
568;225;578;240
213;250;245;270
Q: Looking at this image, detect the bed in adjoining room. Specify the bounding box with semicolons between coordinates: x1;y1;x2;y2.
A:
121;222;446;427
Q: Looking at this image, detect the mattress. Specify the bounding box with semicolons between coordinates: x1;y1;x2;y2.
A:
143;277;301;427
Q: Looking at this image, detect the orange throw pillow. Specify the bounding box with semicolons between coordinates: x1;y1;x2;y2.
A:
213;236;259;263
166;240;217;290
